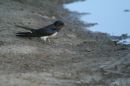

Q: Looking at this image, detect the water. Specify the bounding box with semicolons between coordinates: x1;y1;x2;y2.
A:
64;0;130;44
117;38;130;45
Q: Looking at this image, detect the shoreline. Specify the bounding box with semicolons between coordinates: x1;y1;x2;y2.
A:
0;0;130;86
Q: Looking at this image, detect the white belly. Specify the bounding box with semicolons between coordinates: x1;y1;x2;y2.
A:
40;32;58;42
50;32;58;37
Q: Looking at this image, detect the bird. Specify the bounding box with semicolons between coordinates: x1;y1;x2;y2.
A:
16;20;64;42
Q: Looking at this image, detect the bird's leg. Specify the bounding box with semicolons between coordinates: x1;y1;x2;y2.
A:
47;38;56;45
40;36;48;43
40;36;55;44
47;38;51;43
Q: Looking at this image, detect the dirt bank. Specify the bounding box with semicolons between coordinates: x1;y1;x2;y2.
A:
0;0;130;86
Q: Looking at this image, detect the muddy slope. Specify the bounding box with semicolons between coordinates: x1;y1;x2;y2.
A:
0;0;130;86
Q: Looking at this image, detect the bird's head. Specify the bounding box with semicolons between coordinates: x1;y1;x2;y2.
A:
53;20;64;30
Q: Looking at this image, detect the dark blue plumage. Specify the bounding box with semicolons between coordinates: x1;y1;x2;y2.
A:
16;21;64;39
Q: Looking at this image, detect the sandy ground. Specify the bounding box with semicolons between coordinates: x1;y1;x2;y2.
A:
0;0;130;86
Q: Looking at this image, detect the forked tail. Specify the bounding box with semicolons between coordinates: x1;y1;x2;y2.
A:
16;32;33;37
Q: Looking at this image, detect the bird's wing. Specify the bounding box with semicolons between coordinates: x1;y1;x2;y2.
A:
34;27;57;36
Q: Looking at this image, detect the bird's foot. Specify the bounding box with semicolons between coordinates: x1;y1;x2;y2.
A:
46;39;55;45
40;37;55;45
